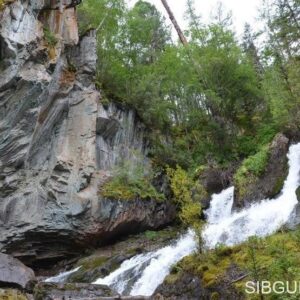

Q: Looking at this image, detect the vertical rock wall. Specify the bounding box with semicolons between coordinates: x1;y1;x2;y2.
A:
0;0;175;267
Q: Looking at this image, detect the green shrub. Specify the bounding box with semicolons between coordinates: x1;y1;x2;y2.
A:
166;165;205;229
43;27;58;47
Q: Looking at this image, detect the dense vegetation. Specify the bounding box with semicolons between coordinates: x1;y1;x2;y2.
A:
78;0;298;168
77;0;299;218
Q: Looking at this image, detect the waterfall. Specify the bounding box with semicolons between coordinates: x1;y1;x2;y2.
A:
204;186;234;223
45;266;81;283
203;142;300;248
93;230;197;296
48;143;300;296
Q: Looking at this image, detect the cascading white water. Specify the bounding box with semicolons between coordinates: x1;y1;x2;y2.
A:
203;142;300;248
93;230;197;296
204;186;234;223
45;266;81;283
49;143;300;296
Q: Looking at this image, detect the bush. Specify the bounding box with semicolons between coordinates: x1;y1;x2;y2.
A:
166;165;205;229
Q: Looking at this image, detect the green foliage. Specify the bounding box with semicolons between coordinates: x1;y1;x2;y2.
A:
100;161;165;201
144;230;159;240
234;145;270;197
43;27;58;47
77;0;299;171
78;0;270;168
166;165;204;228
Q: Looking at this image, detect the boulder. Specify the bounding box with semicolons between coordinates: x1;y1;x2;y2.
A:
0;253;36;290
234;133;289;209
154;269;244;300
195;165;236;210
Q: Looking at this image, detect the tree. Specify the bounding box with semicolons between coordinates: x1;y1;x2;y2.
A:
242;23;264;77
261;0;300;130
160;0;188;45
247;237;265;300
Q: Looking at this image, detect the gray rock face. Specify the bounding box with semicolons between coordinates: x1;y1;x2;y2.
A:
33;282;114;299
0;253;36;290
0;1;175;268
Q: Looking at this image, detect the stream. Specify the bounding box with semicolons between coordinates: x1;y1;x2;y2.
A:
46;142;300;296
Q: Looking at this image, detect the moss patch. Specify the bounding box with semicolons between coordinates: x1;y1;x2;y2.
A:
101;176;165;201
234;145;270;198
43;27;58;47
173;227;300;299
0;289;28;300
0;0;13;11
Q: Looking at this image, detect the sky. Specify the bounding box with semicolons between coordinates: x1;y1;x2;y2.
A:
128;0;264;39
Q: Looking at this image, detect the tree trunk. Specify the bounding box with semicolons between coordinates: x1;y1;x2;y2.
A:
160;0;188;45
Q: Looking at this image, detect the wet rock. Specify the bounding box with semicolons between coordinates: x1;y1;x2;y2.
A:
0;253;36;290
194;165;236;210
33;282;114;300
286;186;300;229
234;133;289;209
154;273;203;300
199;167;232;195
60;227;180;284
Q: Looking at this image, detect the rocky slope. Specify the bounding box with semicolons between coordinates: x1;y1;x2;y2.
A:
0;0;175;268
233;133;289;209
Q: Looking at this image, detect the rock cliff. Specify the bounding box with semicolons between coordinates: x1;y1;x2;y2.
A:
0;0;175;268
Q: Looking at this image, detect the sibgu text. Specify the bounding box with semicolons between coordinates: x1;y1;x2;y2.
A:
245;281;300;295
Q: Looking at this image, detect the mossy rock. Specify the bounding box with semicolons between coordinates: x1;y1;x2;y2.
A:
0;289;28;300
164;273;180;285
0;0;14;10
68;256;109;283
272;173;287;196
210;292;220;300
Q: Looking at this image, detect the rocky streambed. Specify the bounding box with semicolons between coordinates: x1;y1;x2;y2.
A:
0;227;180;299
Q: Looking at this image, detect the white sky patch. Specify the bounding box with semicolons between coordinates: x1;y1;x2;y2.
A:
128;0;264;40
